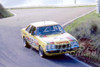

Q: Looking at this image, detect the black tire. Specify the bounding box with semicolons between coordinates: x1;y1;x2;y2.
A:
39;46;45;57
70;52;76;56
23;38;31;48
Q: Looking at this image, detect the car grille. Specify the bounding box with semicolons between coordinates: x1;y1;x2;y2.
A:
55;44;71;49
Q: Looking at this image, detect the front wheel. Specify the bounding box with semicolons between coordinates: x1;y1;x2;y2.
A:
69;51;77;56
39;46;45;57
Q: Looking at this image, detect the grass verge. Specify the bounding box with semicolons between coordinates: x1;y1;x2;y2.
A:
64;11;100;67
7;5;96;10
64;11;100;32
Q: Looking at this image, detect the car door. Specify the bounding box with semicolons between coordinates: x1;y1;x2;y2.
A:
28;26;39;49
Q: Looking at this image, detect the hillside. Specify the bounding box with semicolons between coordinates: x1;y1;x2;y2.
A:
0;4;13;18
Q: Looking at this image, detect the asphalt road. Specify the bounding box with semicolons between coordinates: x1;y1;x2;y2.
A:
0;7;95;67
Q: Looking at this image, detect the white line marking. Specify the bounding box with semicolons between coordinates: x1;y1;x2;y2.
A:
62;8;96;27
66;54;92;67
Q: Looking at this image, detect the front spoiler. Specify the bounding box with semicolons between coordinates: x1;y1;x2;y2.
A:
45;48;78;56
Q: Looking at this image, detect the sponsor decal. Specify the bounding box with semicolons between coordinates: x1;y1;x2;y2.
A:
26;37;30;41
42;35;69;42
28;37;39;46
66;37;73;41
43;35;47;37
56;41;69;44
50;42;54;44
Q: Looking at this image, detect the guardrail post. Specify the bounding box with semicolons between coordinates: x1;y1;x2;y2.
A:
96;0;100;13
75;0;76;4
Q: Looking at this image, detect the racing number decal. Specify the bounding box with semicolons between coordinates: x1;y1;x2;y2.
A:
29;37;39;47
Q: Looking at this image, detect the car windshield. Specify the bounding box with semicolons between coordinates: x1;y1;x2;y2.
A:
36;24;65;36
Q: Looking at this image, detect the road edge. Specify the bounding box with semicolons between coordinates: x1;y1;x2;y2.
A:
62;8;96;28
66;54;92;67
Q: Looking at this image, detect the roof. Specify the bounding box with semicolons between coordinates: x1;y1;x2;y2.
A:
30;21;58;27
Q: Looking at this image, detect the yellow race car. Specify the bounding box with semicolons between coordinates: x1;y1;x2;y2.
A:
21;21;79;57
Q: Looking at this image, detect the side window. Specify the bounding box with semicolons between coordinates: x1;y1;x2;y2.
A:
26;25;31;32
29;26;36;35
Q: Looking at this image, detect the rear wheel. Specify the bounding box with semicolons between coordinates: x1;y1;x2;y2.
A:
39;46;45;57
23;38;31;48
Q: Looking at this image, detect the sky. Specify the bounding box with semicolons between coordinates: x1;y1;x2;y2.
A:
0;0;96;8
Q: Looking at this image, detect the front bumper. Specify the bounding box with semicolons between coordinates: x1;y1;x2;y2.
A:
45;48;78;56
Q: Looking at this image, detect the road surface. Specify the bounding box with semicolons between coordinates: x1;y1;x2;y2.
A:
0;7;95;67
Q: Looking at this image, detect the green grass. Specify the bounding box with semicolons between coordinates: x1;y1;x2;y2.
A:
68;5;96;8
0;8;13;18
7;5;96;10
6;10;14;17
64;10;100;32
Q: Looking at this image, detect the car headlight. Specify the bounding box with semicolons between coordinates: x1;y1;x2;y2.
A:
46;45;51;50
71;41;79;48
51;45;55;49
46;44;55;50
71;41;78;45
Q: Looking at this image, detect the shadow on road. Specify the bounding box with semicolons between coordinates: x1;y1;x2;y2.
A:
45;55;78;66
25;47;86;67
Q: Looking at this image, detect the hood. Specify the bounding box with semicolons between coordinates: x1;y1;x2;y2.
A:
38;33;77;44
